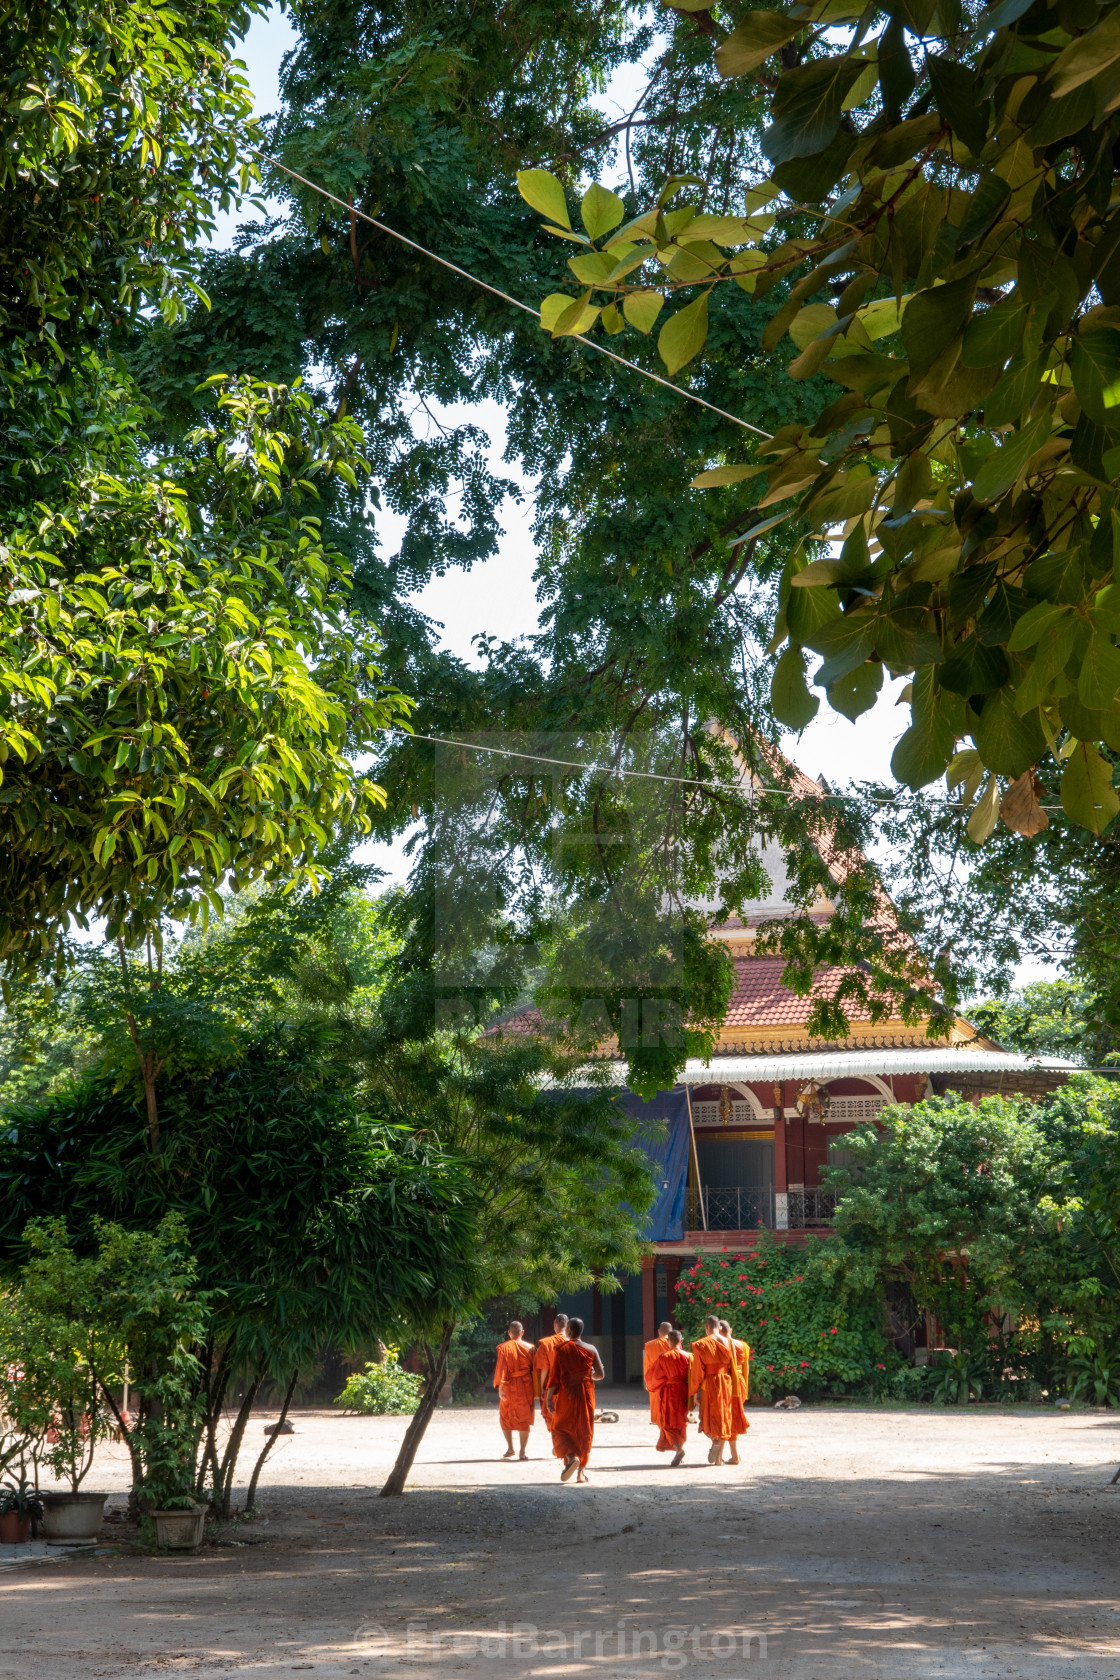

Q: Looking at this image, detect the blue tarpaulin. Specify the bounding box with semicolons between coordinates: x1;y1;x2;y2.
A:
615;1088;690;1243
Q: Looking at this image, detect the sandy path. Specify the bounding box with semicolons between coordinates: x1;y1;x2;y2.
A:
5;1395;1120;1680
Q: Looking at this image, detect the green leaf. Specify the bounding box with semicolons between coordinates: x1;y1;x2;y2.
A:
1071;329;1120;424
541;293;600;336
973;689;1046;778
927;56;989;156
971;408;1052;504
1006;600;1075;651
900;275;977;385
657;291;710;374
1049;10;1120;98
771;646;820;729
1078;631;1120;711
938;637;1010;697
623;290;665;334
810;614;879;686
580;183;625;240
716;12;804;79
517;170;571;229
762;57;866;165
961;298;1028;369
1061;743;1120;834
691;463;762;487
827;659;883;720
892;668;955;789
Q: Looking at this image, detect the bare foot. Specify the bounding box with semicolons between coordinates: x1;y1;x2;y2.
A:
519;1452;528;1461
502;1449;515;1459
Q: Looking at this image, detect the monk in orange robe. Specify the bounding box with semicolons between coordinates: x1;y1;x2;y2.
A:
532;1313;569;1432
648;1329;691;1466
689;1313;735;1465
545;1316;604;1483
720;1318;751;1465
492;1320;535;1460
643;1320;673;1427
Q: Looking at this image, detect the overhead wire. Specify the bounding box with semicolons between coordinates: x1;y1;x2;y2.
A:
252;148;774;440
389;731;1066;814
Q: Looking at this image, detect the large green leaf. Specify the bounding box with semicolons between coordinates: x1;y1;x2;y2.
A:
517;170;571;229
1078;631;1120;711
1050;10;1120;98
928;56;989;155
580;183;624;240
716;12;803;78
973;689;1046;778
891;667;955;789
657;291;709;373
771;645;820;729
762;58;866;165
1061;743;1120;835
1071;329;1120;424
827;659;883;720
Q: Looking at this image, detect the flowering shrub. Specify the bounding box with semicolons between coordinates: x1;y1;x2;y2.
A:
673;1230;892;1400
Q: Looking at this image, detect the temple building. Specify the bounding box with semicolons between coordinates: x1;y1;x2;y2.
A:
543;752;1078;1381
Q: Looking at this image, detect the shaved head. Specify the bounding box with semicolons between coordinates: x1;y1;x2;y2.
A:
658;1321;673;1335
508;1321;523;1336
553;1313;569;1330
719;1320;732;1335
668;1329;683;1347
567;1317;584;1339
705;1314;720;1331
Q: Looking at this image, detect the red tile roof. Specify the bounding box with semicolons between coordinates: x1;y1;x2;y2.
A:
724;956;877;1028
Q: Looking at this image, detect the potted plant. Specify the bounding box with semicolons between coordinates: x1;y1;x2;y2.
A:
0;1478;44;1545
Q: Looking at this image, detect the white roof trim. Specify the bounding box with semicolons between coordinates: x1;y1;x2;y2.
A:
592;1048;1079;1086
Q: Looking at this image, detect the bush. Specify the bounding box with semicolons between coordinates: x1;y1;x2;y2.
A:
674;1231;892;1401
335;1350;422;1415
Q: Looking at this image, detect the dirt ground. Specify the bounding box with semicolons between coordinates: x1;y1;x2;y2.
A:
5;1393;1120;1680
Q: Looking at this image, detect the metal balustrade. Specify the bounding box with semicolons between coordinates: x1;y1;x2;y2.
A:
685;1185;838;1232
786;1188;839;1228
686;1186;775;1231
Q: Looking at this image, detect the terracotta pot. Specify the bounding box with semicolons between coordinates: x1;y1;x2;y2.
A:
40;1490;107;1545
0;1510;31;1545
152;1504;206;1551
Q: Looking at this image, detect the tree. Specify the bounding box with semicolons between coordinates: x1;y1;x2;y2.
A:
0;1026;480;1514
518;0;1120;841
130;3;954;1071
971;979;1105;1067
829;1089;1109;1393
2;2;407;984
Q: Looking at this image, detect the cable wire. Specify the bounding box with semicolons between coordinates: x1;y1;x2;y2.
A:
389;731;1065;813
253;148;773;440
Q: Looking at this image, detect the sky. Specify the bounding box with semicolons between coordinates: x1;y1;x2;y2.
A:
221;12;1049;987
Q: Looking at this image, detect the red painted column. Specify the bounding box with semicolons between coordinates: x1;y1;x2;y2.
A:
641;1254;656;1344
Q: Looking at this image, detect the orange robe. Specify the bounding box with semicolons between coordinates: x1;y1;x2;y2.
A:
648;1347;690;1451
532;1333;566;1429
643;1335;671;1425
689;1334;734;1441
550;1341;597;1467
729;1338;751;1438
492;1337;535;1432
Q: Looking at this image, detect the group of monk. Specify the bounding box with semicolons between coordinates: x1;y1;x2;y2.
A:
491;1310;750;1482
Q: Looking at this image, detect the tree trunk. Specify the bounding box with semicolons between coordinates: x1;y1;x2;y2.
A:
244;1369;299;1514
379;1319;454;1498
214;1371;264;1517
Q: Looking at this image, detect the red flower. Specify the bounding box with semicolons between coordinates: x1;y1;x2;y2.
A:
830;1328;837;1335
876;1363;885;1370
800;1362;809;1368
766;1365;773;1371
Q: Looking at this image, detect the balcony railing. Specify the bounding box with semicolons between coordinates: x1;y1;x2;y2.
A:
685;1186;838;1232
687;1186;774;1231
787;1188;838;1228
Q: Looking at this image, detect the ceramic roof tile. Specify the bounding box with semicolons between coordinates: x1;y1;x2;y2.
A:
723;956;878;1028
